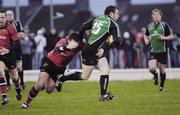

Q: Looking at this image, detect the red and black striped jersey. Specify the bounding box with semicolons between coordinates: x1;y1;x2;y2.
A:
0;22;19;49
47;38;84;67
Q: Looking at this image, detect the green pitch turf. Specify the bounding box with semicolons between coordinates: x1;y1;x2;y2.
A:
0;80;180;115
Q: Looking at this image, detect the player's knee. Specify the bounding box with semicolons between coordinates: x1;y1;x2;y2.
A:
0;71;3;77
159;68;165;74
45;84;55;94
45;88;53;94
9;69;17;77
149;68;156;73
103;69;110;75
35;82;45;91
17;66;23;72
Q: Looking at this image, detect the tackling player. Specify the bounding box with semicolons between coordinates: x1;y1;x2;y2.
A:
21;33;83;109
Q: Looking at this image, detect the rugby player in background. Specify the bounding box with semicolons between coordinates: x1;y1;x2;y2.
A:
144;8;174;91
5;10;25;91
0;9;22;105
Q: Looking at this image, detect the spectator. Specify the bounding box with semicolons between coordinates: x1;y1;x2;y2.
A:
123;31;133;68
34;29;47;69
21;33;33;70
45;28;59;53
29;33;37;69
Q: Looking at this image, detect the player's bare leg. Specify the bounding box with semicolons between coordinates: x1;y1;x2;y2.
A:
96;57;114;101
21;72;49;109
9;68;22;100
4;68;11;92
81;64;94;80
148;59;159;85
45;77;56;94
17;60;25;89
0;62;8;105
159;63;166;92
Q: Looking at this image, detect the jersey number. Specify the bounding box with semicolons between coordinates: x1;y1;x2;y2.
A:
91;22;103;35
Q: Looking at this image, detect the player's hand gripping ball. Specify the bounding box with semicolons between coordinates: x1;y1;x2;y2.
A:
107;35;114;45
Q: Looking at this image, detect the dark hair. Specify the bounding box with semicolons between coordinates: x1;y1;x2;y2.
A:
69;32;81;42
104;6;117;15
0;9;6;15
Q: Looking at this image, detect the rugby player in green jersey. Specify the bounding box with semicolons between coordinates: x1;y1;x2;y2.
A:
56;6;122;101
144;9;174;91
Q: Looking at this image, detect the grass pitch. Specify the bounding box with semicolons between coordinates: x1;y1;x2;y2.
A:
0;80;180;115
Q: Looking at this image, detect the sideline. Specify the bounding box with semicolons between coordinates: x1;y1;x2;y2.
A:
23;68;180;82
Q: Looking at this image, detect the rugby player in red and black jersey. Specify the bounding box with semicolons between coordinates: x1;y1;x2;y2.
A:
5;10;25;91
21;33;83;109
0;9;22;105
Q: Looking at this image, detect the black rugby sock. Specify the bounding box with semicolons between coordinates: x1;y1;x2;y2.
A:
59;72;82;82
26;86;39;104
18;70;24;86
5;70;11;86
100;75;109;95
150;70;158;78
160;73;166;87
12;77;20;89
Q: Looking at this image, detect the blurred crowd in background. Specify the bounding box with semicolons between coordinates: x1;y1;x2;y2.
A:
20;27;180;70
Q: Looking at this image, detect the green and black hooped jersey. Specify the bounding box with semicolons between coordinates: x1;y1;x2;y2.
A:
79;15;121;49
145;21;171;53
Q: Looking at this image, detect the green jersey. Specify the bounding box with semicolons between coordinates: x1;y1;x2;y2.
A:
88;16;110;45
145;22;171;53
79;15;121;49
